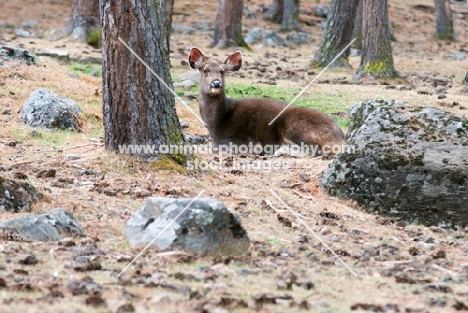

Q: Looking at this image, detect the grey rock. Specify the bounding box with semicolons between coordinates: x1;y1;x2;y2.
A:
350;49;361;57
454;51;466;61
183;133;209;144
321;100;468;228
243;6;256;19
180;121;190;129
125;197;250;256
1;108;11;115
68;72;79;79
438;93;447;99
20;88;83;131
263;30;287;47
0;175;43;213
0;208;85;241
314;5;329;18
77;56;102;64
35;49;69;61
0;45;36;65
27;130;42;138
245;28;263;45
178;70;200;84
172;24;195;35
193;21;212;30
14;28;31;38
21;19;41;29
173;80;196;90
286;32;313;45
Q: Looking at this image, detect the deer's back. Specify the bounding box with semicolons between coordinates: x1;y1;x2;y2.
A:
213;97;344;146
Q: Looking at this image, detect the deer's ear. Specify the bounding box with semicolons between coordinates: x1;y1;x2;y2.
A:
189;47;205;70
224;51;242;72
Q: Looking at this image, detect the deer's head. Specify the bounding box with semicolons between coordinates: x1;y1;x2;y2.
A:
189;47;242;96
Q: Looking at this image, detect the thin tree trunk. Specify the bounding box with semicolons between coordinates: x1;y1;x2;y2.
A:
69;0;100;42
212;0;249;49
354;0;400;79
160;0;174;58
434;0;454;40
312;0;359;69
280;0;300;31
352;0;363;50
264;0;283;24
100;0;183;154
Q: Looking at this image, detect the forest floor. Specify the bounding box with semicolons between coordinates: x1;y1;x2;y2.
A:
1;0;468;312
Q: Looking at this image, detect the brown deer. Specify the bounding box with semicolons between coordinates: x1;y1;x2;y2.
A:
188;47;345;156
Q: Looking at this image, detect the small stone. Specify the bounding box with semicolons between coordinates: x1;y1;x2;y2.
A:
437;93;447;99
314;5;329;18
17;253;38;265
15;29;31;38
1;108;11;115
27;130;42;138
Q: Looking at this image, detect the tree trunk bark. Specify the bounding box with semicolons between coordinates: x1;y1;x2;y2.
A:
434;0;454;40
160;0;174;53
69;0;100;42
280;0;300;31
352;0;363;50
264;0;283;24
354;0;400;79
312;0;359;69
212;0;249;49
100;0;183;154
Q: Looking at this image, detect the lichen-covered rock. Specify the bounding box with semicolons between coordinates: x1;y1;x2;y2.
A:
0;175;43;212
20;88;83;131
125;197;250;256
321;99;468;227
0;45;36;66
0;208;85;241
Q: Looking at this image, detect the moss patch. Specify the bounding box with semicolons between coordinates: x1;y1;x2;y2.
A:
149;156;186;174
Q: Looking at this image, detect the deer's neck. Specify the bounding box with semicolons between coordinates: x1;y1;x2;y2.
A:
199;92;233;127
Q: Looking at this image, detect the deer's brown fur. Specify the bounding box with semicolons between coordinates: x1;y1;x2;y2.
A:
189;47;345;155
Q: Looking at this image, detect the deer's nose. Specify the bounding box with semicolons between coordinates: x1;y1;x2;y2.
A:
210;79;222;89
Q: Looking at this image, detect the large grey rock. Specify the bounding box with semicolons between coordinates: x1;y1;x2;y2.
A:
0;208;85;241
178;70;200;84
20;88;83;131
286;32;314;46
0;176;43;213
321;99;468;227
125;197;250;256
0;45;36;65
245;28;263;45
263;30;287;47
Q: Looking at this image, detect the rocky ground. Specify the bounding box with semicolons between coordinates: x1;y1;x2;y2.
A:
1;0;468;312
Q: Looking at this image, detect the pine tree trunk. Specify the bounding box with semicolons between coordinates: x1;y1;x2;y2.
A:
434;0;454;40
69;0;100;42
352;0;363;50
280;0;300;31
212;0;248;49
312;0;359;68
264;0;283;24
354;0;400;79
160;0;174;53
100;0;183;154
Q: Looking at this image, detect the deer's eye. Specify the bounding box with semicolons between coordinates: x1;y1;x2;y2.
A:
219;70;225;75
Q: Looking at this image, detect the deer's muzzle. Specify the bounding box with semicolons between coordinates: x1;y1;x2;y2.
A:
210;79;222;89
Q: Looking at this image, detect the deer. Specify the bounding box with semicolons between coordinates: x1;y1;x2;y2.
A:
188;47;346;156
